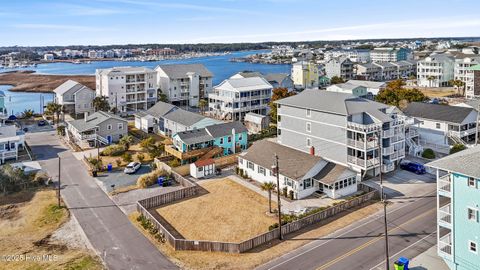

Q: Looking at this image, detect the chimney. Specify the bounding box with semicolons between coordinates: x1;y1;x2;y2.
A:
310;146;315;156
231;128;236;154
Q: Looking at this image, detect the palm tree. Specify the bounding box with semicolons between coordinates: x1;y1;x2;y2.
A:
119;135;134;150
93;96;110;112
22;109;34;119
198;99;208;115
449;79;465;96
261;182;277;213
45;102;62;124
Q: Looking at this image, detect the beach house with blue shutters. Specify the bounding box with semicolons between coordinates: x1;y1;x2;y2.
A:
168;122;248;163
427;146;480;270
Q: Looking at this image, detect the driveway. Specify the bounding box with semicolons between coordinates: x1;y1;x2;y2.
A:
96;165;152;193
26;130;178;270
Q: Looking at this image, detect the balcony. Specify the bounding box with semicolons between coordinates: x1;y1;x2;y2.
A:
391;134;404;143
347;122;381;133
382;146;394;155
347;156;380;168
347;139;365;149
382;129;394;138
438;233;452;256
382;163;394;173
438;204;452;226
438;174;451;195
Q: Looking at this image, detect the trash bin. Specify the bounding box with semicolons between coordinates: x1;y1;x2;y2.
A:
107;163;113;172
157;176;164;186
92;170;98;177
394;260;404;270
398;257;409;270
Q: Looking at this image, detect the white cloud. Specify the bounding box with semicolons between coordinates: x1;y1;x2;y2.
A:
57;4;132;16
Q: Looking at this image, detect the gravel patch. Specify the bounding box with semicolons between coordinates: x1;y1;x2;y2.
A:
50;214;92;250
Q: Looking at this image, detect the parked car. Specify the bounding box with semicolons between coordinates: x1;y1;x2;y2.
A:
400;161;426;174
124;162;141;174
37;120;47;126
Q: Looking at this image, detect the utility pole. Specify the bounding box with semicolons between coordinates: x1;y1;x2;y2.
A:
57;155;61;207
274;154;283;240
378;130;390;270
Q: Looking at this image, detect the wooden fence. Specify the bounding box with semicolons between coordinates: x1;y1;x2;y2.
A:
137;179;379;253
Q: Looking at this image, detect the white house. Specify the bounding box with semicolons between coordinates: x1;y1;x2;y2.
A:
417;54;455;87
95;66;158;113
190;158;216;179
326;83;368;98
344;80;386;97
155;64;213;107
403;102;479;153
244;112;270;134
238;140;359;199
0;125;25;164
208;77;273;121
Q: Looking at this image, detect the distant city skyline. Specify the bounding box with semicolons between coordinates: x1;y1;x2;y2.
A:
1;0;480;46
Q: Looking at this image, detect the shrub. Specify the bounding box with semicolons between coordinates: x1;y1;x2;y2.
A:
115;159;122;167
101;144;126;156
450;144;466;154
122;152;133;163
137;153;145;163
167;158;180;168
268;223;279;231
33;171;49;185
136;169;167;188
422;148;435;159
87;157;103;171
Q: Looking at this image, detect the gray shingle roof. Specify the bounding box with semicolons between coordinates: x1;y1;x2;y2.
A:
68;111;126;132
205;121;247;138
163;109;204;127
156;64;213;79
241;140;322;180
403;102;474;124
312;162;356;185
237;71;263;78
176;129;213;145
276;89;388;116
427;146;480;178
53;80;92;96
145;101;177;118
264;73;290;84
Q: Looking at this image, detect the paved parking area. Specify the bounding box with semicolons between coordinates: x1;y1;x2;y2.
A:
112;185;183;214
96;165;152;192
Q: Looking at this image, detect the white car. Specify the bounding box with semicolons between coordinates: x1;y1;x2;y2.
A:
124;162;141;174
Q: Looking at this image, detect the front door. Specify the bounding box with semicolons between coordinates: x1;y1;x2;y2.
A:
107;135;112;144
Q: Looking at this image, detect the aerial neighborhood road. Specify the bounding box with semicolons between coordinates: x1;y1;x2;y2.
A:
26;130;178;270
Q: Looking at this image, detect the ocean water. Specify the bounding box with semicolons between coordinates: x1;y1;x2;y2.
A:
1;50;290;114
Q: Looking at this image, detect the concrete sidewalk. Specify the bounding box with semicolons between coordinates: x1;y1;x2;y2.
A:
409;245;449;270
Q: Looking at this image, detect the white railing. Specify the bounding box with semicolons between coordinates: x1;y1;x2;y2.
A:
0;150;17;160
382;163;394;173
391;134;404;143
439;233;452;256
347;139;365;149
366;157;380;168
382;146;394;155
347;122;381;133
439;174;451;194
439;203;452;225
347;156;366;167
366;140;377;149
382;129;394;138
391;118;405;126
407;129;419;138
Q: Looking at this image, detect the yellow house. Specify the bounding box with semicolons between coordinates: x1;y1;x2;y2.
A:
291;61;319;89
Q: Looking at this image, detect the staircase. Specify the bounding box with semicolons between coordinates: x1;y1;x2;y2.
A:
447;131;468;146
95;134;109;145
406;136;423;157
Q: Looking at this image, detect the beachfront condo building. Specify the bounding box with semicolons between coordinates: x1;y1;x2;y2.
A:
370;48;411;62
417;54;455;87
208;77;273;121
275;90;407;176
95;66;157;114
428;147;480;270
155;64;213;108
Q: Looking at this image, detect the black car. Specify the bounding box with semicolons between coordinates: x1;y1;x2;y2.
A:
37;120;47;126
400;161;426;174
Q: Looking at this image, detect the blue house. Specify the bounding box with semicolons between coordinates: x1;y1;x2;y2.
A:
427;146;480;270
170;121;248;162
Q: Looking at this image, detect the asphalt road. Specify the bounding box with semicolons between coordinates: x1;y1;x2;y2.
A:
27;131;178;270
257;191;437;270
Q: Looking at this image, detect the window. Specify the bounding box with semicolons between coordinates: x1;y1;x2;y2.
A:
468;207;477;221
198;166;203;172
220;138;224;144
278;115;281;122
304;179;312;189
258;166;266;176
238;134;242;141
278;129;282;135
118;123;124;130
238;158;243;165
306;122;311;132
247;161;254;170
306;109;311;117
306;138;311;147
468;177;477;188
469;241;477;253
436;123;441;129
228;136;232;143
107;124;112;130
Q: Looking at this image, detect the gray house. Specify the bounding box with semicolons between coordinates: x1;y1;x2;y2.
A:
53;80;95;118
66;111;128;148
276;90;407;176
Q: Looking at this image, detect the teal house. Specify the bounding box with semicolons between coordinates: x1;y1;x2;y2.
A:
171;121;248;162
428;147;480;270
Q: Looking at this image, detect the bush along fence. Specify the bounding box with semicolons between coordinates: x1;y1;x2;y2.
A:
136;179;379;253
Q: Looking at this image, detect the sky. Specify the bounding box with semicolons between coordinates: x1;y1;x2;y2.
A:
1;0;480;46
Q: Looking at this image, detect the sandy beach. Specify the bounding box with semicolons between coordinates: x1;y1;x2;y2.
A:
0;70;95;92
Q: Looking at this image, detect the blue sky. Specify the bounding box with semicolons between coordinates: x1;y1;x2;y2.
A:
1;0;480;46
